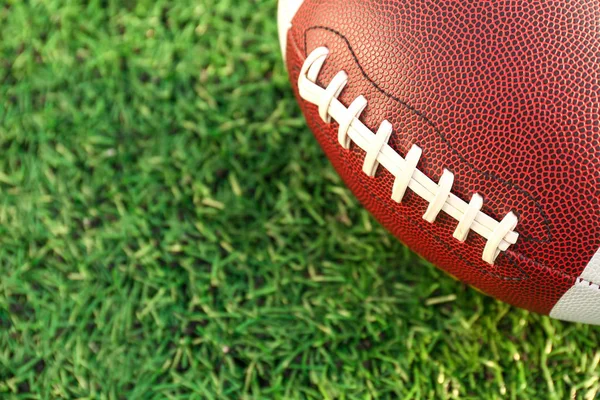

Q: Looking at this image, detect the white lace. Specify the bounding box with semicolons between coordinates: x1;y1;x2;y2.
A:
298;47;519;264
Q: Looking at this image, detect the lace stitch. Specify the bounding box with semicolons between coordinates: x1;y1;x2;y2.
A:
298;47;519;264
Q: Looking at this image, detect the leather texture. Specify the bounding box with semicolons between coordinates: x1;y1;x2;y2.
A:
550;279;600;324
282;0;600;319
550;248;600;323
579;248;600;284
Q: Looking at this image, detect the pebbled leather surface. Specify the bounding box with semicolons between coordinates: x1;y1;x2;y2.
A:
579;248;600;284
549;278;600;324
285;0;600;315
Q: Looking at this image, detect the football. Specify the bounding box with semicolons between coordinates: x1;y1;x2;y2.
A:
278;1;600;324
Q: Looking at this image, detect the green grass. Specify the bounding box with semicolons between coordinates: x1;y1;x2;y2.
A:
0;0;599;398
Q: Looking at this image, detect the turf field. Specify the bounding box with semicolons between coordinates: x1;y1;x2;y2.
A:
1;0;599;398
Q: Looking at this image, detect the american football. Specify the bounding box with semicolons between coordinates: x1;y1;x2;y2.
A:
278;0;600;324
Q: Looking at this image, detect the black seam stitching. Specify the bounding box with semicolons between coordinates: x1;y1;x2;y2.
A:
308;110;529;281
295;25;600;287
304;25;554;244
